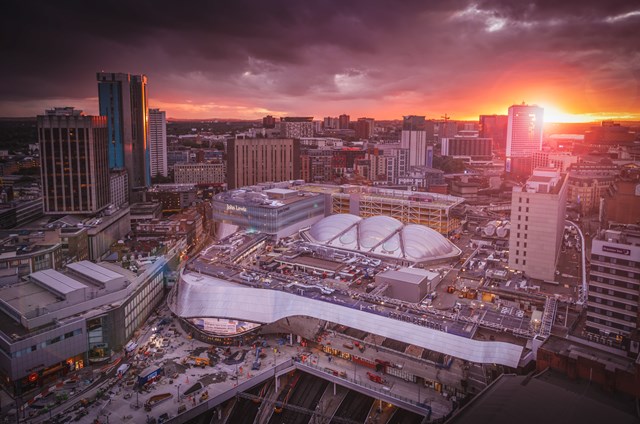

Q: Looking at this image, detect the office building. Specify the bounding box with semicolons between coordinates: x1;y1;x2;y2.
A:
531;151;577;173
584;121;636;146
441;136;492;159
97;72;150;191
505;104;544;175
508;168;568;281
149;108;168;178
38;107;110;215
262;115;277;129
338;114;350;130
355;117;375;140
280;117;314;138
401;116;431;168
479;115;508;153
110;168;129;207
226;138;300;189
146;184;198;212
174;162;225;185
586;227;640;354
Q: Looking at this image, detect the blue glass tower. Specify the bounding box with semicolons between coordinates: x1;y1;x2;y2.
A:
97;72;150;191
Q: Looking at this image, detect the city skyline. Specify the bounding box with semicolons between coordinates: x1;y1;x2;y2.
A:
1;1;639;122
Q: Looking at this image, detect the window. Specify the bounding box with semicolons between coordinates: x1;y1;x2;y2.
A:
523;251;527;257
518;206;522;212
516;241;520;247
523;260;527;265
525;216;529;222
526;198;530;204
525;234;528;239
526;207;529;213
515;258;519;264
524;242;527;248
518;224;521;229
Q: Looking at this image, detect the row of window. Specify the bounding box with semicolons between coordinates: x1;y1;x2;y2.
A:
591;265;637;280
517;197;530;204
586;317;634;333
591;255;637;268
11;329;83;358
590;275;639;292
589;306;637;318
589;293;638;306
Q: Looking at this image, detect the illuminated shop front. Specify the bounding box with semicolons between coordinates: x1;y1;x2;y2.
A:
179;317;262;346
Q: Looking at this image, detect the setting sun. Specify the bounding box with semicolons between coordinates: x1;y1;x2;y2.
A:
536;103;595;124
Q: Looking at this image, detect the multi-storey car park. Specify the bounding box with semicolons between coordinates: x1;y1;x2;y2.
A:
294;183;464;235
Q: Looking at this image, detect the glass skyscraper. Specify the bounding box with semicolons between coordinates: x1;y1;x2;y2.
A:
97;72;150;191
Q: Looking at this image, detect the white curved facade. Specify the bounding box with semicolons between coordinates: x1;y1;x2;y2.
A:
172;273;524;368
305;214;461;263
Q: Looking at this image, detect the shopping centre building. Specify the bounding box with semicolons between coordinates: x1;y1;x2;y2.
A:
0;252;175;395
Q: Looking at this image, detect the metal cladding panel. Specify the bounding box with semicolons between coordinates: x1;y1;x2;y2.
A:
66;260;122;283
31;269;87;294
174;274;524;368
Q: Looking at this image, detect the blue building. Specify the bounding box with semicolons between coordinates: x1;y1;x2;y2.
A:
97;72;151;193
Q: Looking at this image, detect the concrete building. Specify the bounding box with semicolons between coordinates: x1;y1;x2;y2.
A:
375;268;441;302
148;108;168;178
355;117;375;140
0;198;43;229
226;138;301;189
584;121;636;146
479;114;508;154
38;107;110;215
298;183;464;235
531;151;578;173
262;115;276;129
508;168;568;281
441;136;492;159
567;173;615;214
129;202;163;224
338;114;350;130
586;227;640;354
0;256;172;395
146;184;198;212
280;117;314;138
0;233;63;280
604;180;640;225
174;162;225;185
401;116;431;168
97;72;150;191
109;168;129;208
167;149;190;171
505;104;544;176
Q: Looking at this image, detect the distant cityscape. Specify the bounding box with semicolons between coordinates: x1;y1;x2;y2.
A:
0;69;638;424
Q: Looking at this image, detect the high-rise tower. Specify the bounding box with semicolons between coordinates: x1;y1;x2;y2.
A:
97;72;150;191
505;104;544;176
38;107;110;214
401;115;429;168
148;108;168;178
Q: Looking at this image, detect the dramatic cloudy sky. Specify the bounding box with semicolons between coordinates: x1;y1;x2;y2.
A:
1;0;639;121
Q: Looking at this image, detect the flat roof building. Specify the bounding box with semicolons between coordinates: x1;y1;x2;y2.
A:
508;168;568;281
212;185;327;239
226;138;301;189
587;227;640;354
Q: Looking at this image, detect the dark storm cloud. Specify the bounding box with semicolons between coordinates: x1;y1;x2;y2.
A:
0;0;638;117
